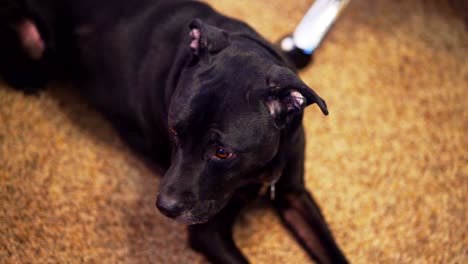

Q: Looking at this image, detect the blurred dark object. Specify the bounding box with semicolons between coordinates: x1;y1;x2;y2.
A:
277;0;350;69
278;35;313;70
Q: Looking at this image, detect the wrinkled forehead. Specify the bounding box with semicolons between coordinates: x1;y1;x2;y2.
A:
170;49;271;127
215;48;270;79
215;108;275;150
176;105;273;152
196;49;270;96
169;62;275;150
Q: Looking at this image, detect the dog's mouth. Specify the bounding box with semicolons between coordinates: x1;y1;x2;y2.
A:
179;198;231;225
158;198;230;225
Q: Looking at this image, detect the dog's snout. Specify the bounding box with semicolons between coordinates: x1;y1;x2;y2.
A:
156;193;188;218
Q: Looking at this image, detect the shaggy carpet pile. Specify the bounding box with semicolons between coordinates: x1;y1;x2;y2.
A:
1;0;466;263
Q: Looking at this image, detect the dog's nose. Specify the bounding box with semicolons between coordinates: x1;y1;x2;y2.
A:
156;194;185;218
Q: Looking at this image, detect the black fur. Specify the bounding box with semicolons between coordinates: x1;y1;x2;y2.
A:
0;0;348;263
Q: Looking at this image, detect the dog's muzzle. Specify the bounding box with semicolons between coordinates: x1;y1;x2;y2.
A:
156;193;230;225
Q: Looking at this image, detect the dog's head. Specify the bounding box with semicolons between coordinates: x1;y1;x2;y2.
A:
156;19;328;224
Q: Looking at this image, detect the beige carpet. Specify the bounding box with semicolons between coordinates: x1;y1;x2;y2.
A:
1;0;467;263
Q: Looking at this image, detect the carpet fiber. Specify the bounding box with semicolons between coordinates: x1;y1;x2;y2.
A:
1;0;467;263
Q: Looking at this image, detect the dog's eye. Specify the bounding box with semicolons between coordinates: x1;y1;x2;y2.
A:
169;127;177;136
215;147;232;159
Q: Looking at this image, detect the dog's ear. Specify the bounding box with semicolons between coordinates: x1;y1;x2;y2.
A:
265;65;328;128
189;18;230;56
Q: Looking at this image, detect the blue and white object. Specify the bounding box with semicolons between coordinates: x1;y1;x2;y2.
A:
281;0;350;55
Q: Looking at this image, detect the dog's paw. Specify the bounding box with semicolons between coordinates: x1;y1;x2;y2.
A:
15;19;45;60
0;17;49;95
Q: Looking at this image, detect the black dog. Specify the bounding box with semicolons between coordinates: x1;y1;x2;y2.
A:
0;0;348;263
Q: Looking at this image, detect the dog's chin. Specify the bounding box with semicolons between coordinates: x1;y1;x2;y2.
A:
174;212;212;225
171;199;229;225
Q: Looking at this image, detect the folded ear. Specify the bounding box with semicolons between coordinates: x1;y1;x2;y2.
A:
189;18;230;56
265;65;328;128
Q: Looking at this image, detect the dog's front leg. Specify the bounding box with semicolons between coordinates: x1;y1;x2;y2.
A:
274;190;348;264
273;126;348;264
188;196;249;264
